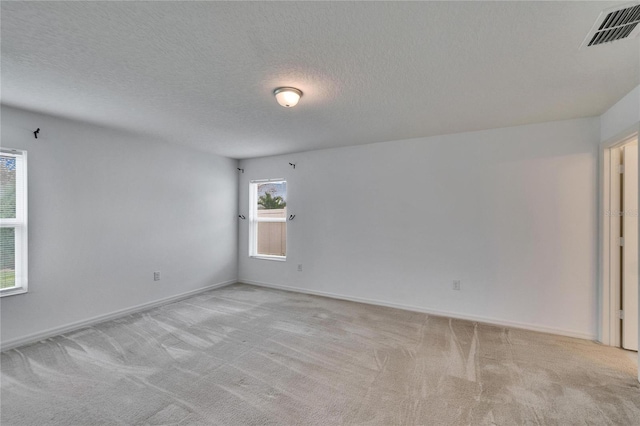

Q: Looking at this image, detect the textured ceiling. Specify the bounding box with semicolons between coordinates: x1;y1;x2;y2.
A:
2;1;639;159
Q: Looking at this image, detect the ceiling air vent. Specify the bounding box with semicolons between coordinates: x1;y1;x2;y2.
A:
581;1;640;48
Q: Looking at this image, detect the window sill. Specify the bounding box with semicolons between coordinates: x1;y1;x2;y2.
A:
0;287;28;297
250;255;286;262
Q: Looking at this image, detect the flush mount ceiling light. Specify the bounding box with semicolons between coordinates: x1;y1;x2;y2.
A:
274;87;303;108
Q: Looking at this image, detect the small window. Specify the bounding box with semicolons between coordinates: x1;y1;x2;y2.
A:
249;180;287;260
0;149;28;297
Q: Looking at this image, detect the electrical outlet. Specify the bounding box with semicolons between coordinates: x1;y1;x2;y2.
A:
297;264;303;272
154;271;161;281
452;280;461;291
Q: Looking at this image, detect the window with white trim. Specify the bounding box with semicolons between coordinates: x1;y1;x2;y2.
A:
249;180;287;259
0;149;28;297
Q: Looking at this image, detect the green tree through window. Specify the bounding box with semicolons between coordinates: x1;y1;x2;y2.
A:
258;192;286;210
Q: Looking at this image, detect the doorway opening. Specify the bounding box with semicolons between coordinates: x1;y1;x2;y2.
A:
601;133;638;351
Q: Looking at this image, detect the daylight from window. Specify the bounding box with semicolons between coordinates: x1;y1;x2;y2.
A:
0;151;27;295
0;155;18;289
251;181;287;258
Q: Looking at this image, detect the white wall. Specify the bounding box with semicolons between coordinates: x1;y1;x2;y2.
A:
239;118;601;339
600;84;640;143
0;105;238;348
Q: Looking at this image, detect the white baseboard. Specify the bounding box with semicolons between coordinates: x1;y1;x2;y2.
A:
1;279;237;352
240;279;597;341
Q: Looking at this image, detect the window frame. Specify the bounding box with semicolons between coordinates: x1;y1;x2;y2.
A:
249;179;287;261
0;149;28;297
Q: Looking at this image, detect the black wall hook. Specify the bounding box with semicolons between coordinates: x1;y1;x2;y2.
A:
289;162;296;169
33;128;40;139
238;215;246;220
237;168;244;173
288;214;296;221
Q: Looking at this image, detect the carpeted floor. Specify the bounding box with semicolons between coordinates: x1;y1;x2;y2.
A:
1;283;639;425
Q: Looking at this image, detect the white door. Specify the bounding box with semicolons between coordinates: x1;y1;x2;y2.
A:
622;143;638;351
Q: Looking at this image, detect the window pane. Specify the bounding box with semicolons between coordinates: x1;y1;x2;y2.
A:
251;181;287;257
257;222;286;256
0;155;17;219
0;227;16;289
257;182;287;211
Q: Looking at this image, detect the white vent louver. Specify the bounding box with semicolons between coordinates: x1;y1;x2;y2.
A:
581;2;640;48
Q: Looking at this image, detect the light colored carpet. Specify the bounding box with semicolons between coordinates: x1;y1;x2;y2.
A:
1;283;639;425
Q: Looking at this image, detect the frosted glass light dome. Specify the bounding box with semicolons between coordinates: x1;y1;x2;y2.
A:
274;87;302;108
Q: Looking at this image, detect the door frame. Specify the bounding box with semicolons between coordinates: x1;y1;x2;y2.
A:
600;125;639;347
